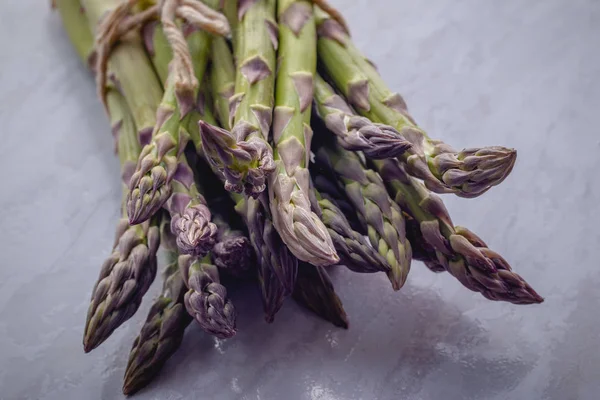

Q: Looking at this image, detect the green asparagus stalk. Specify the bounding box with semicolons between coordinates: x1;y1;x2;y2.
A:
314;142;412;291
268;0;338;267
216;0;278;197
84;91;161;352
122;245;191;395
179;254;237;338
81;0;163;147
313;74;412;159
142;20;171;84
55;0;95;67
373;158;543;304
293;262;348;329
315;9;517;198
209;36;236;130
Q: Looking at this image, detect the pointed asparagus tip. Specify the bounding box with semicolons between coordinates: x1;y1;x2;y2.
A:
433;145;519;197
199;121;273;196
83;340;93;354
127;169;172;225
82;333;101;354
271;174;339;266
172;205;218;256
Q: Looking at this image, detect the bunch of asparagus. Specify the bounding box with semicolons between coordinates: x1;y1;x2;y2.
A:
55;0;542;395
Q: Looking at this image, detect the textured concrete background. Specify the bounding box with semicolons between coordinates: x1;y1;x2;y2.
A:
1;0;599;399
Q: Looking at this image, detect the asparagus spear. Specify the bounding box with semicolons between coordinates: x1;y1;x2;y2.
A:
313;74;412;159
123;245;191;395
126;20;211;225
293;262;349;329
373;158;543;304
313;191;393;274
81;0;163;147
211;211;255;279
314;142;412;291
204;46;293;317
137;22;219;255
234;194;292;321
179;254;237;338
57;0;162;351
213;0;278;197
315;9;517;198
268;0;338;267
127;0;222;224
84;91;161;353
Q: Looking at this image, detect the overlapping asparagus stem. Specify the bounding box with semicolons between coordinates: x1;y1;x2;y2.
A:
84;91;161;352
142;20;171;84
404;213;446;273
204;35;294;316
221;0;278;196
127;2;220;225
211;212;255;279
81;0;163;147
137;22;218;255
313;74;412;159
163;153;218;256
179;254;237;338
293;262;348;329
233;193;293;321
268;0;338;267
123;247;191;395
315;9;517;198
209;36;236;130
312;191;392;274
373;158;542;304
314;142;412;290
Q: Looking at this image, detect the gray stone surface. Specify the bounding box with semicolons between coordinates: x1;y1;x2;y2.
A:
1;0;599;399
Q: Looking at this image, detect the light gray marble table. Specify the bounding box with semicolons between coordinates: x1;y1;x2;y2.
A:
1;1;599;399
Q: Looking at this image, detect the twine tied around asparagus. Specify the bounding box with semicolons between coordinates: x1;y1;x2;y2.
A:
93;0;230;111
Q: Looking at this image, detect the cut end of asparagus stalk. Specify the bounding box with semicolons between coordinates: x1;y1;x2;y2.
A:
171;204;218;257
270;173;339;267
199;120;275;197
212;234;255;278
179;255;237;338
83;221;160;353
